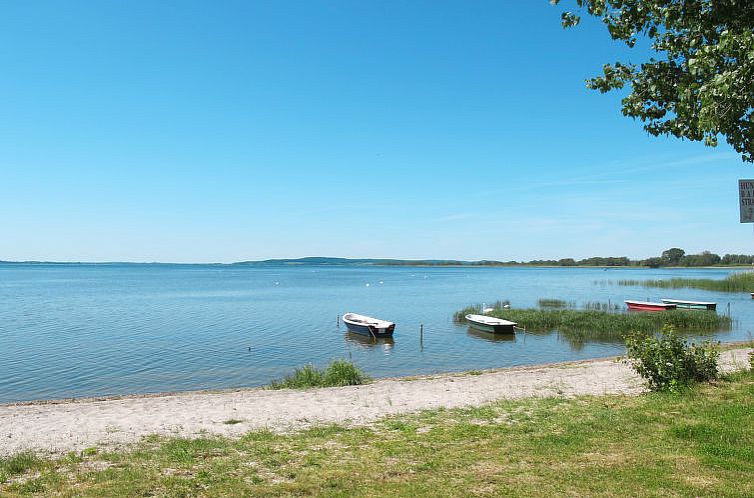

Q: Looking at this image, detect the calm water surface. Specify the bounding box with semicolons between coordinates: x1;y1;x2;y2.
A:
1;263;752;403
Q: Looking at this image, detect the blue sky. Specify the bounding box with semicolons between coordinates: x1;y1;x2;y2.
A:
1;1;750;263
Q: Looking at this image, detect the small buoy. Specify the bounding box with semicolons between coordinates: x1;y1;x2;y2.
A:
274;281;280;285
365;283;370;287
379;280;384;284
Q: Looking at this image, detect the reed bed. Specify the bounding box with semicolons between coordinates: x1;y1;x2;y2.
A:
582;301;620;311
454;306;732;343
537;298;573;308
618;271;754;292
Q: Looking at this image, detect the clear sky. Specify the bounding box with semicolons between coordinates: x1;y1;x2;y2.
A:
1;1;751;263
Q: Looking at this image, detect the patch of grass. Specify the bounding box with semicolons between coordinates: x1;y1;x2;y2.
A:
268;359;370;390
619;270;754;292
223;419;243;425
2;370;752;497
0;452;44;483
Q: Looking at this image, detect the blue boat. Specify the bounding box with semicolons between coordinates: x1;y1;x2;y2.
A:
342;312;395;338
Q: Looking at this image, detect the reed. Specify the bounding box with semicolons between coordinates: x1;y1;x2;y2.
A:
456;306;732;343
582;301;620;311
537;298;572;308
453;300;510;323
618;271;754;292
268;360;370;390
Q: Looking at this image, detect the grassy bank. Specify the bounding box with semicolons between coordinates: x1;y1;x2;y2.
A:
1;370;752;497
454;306;732;343
619;271;754;293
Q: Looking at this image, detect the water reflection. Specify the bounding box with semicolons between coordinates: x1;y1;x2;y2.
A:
344;332;395;353
465;328;516;343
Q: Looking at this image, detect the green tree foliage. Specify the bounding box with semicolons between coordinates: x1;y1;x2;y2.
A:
661;247;685;265
553;0;754;162
721;253;754;265
681;250;721;266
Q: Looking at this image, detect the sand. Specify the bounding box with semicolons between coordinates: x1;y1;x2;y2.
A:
1;348;751;456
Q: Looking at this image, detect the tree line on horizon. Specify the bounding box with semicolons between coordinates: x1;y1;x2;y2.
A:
382;248;754;268
500;248;754;268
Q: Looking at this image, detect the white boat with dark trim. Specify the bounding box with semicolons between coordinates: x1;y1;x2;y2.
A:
342;313;395;337
660;298;716;310
465;314;517;334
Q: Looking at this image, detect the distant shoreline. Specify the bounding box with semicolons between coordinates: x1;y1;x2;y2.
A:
2;259;753;269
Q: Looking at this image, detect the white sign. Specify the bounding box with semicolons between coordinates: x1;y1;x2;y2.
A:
740;179;754;223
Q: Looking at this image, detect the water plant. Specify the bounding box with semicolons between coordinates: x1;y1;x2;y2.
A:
455;305;732;343
618;271;754;293
268;360;370;390
452;300;509;323
582;301;620;311
537;298;571;308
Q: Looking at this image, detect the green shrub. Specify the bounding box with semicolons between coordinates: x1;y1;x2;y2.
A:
625;325;720;392
749;350;754;370
268;360;369;390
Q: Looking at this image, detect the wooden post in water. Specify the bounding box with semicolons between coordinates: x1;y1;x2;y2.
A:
420;324;424;348
337;315;340;327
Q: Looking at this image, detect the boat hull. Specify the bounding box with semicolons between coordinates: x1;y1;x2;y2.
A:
625;300;676;312
467;321;515;334
344;322;395;337
465;314;516;334
342;313;396;338
660;299;716;310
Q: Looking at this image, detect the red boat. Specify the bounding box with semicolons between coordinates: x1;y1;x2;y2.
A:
625;300;677;312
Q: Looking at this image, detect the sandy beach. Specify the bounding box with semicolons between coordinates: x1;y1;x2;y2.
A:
2;348;751;457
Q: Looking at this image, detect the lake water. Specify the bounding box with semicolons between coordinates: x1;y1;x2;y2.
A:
1;263;752;403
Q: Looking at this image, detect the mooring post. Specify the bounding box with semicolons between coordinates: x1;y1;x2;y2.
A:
420;324;424;346
337;315;340;327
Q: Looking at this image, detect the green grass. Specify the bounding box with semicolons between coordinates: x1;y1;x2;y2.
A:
0;452;44;484
454;306;731;344
619;271;754;292
1;370;752;497
267;359;370;390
